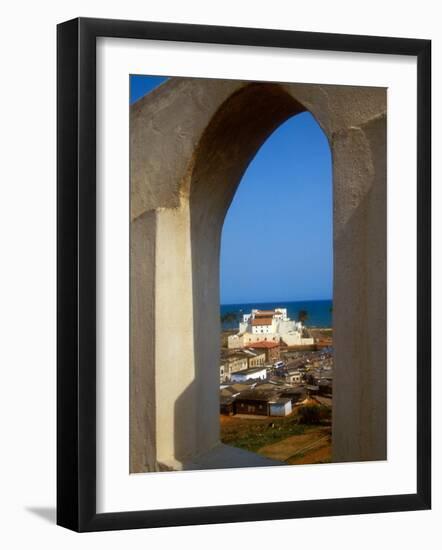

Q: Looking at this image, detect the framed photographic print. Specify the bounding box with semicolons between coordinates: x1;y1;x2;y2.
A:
57;17;431;532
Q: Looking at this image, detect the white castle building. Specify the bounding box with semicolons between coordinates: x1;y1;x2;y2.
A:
227;308;314;349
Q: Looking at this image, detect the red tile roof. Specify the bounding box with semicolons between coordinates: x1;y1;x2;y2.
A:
247;341;280;349
251;318;273;326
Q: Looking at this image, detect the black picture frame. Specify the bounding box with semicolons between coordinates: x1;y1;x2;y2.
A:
57;17;431;532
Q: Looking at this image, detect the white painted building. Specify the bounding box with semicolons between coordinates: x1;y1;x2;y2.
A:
269;398;293;417
228;307;314;349
230;366;267;382
286;370;303;384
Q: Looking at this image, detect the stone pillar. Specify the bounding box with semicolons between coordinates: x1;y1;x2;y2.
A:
154;204;198;467
130;211;157;472
332;114;387;462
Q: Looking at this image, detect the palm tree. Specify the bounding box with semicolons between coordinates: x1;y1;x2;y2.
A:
298;310;308;324
221;312;238;325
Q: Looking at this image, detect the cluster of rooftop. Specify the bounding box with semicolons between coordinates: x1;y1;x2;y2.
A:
220;353;333;418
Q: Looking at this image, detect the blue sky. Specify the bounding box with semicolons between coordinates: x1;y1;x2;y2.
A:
130;75;167;102
130;76;333;305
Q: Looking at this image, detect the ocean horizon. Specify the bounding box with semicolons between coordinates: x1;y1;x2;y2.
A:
220;299;333;330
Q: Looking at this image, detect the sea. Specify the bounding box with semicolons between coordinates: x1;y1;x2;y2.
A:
220;299;332;330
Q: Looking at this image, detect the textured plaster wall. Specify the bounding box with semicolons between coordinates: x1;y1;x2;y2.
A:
130;211;157;472
130;78;387;472
332;113;387;462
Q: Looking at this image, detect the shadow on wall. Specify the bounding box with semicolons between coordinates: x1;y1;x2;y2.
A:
174;380;199;464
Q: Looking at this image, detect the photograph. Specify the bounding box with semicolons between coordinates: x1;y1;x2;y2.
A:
55;15;431;532
129;75;386;473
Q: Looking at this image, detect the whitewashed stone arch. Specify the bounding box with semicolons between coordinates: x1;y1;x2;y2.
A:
130;78;386;472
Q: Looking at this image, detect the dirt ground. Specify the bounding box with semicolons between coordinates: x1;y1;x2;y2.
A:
287;441;331;465
220;413;332;465
258;427;331;462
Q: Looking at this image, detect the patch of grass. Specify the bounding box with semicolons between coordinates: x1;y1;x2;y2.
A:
221;418;308;453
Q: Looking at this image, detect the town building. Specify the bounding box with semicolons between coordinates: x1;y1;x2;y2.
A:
230;366;267;383
219;351;248;383
240;348;267;368
219;349;267;382
219;386;241;415
285;368;303;385
228;307;314;349
234;389;274;416
247;341;281;364
220;395;235;415
254;380;291;391
219;381;310;417
234;388;293;417
269;397;292;417
318;379;333;395
280;386;308;406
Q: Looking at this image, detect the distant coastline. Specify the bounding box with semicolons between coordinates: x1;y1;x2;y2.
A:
220;299;333;330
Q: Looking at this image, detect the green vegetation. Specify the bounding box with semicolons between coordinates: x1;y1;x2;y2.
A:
297;309;308;323
221;311;238;324
221;417;307;453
